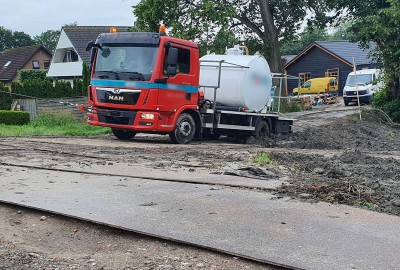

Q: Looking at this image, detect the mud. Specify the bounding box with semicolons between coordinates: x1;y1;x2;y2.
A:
283;118;400;151
269;117;400;216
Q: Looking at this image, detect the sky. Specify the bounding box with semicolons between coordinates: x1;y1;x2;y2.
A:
0;0;140;36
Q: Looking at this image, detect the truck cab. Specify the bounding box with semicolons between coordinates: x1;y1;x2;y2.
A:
343;69;383;106
86;30;201;143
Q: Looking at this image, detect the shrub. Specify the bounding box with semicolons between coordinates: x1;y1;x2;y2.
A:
274;99;302;113
19;70;51;82
383;98;400;123
0;110;30;125
372;88;392;110
0;83;12;110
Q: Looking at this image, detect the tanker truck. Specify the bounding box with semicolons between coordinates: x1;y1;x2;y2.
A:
85;27;293;144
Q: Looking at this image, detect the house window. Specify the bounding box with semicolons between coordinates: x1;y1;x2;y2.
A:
326;68;339;80
32;60;40;69
4;61;12;68
299;73;311;84
44;60;50;69
63;50;79;62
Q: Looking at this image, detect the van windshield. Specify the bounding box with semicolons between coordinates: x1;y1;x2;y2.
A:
345;74;373;87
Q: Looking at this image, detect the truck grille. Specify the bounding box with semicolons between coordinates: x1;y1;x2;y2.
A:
96;90;140;105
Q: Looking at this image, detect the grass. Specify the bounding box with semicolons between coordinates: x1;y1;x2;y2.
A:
252;152;271;166
0;114;111;137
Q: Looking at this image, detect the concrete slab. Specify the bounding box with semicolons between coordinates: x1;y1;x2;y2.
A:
1;165;400;270
0;159;285;190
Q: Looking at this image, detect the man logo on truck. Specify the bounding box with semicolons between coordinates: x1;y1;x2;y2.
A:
108;95;124;101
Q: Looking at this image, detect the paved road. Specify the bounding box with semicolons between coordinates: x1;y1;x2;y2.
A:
1;162;400;270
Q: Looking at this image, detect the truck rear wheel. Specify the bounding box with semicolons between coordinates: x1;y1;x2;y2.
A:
112;129;136;140
255;120;270;139
169;113;196;144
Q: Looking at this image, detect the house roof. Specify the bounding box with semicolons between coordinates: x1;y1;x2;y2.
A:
282;55;297;65
63;26;130;63
0;45;52;82
284;41;376;69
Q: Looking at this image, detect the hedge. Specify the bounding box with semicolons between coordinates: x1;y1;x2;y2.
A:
0;110;30;125
0;83;12;110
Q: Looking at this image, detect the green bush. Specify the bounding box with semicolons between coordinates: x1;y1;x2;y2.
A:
274;100;302;113
372;88;392;110
0;110;30;125
0;83;12;110
11;79;84;99
383;98;400;123
19;70;51;82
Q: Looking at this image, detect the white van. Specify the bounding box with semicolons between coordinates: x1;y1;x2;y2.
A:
343;69;383;106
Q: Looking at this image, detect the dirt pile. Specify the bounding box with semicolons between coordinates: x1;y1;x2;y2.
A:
272;149;400;216
281;118;400;151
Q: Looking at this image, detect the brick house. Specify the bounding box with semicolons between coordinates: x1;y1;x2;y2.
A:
0;45;52;85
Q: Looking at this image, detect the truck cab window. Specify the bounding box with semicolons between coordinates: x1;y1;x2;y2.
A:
164;47;191;76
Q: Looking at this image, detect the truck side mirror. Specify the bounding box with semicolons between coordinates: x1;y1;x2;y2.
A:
86;41;95;52
167;47;178;65
167;47;178;77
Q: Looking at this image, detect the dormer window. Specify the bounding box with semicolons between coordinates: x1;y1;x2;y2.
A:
32;60;40;69
4;61;11;68
63;50;79;62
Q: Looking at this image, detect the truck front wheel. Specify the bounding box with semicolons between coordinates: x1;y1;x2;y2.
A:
112;129;136;140
169;113;196;144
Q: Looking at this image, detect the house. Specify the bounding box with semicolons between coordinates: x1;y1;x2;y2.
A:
284;41;380;95
47;26;129;83
0;45;52;85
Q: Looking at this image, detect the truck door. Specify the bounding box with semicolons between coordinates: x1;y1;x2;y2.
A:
158;45;197;111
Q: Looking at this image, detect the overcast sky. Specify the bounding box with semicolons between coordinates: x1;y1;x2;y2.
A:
0;0;140;36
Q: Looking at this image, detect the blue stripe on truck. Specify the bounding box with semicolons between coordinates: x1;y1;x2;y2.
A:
91;79;199;93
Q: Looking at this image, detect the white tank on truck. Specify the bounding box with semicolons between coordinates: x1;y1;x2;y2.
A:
199;46;272;112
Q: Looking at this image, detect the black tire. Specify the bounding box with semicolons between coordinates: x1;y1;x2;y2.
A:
344;99;350;106
111;129;136;140
169;113;196;144
255;120;270;139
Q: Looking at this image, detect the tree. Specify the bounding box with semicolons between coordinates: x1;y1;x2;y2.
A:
329;0;400;98
0;27;13;52
281;26;329;55
0;27;34;52
11;31;34;48
34;30;60;52
133;0;330;73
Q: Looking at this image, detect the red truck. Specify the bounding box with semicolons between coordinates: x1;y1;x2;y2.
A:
85;27;292;144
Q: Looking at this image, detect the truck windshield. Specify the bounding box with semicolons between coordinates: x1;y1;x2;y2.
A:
345;74;373;86
94;45;158;81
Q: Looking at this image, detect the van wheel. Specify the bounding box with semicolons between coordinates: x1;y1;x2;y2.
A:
344;99;350;106
169;113;196;144
255;120;270;139
112;129;136;140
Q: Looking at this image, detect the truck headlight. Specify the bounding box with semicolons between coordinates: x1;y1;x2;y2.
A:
141;113;155;120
